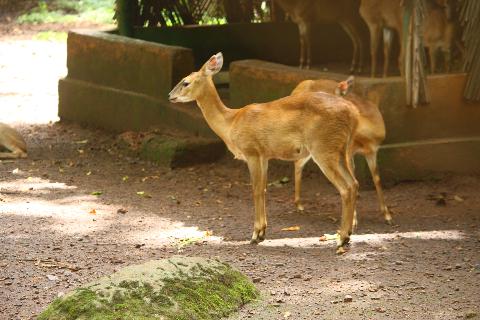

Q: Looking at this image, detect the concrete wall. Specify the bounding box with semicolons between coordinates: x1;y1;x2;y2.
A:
132;22;356;69
58;30;215;138
230;60;480;180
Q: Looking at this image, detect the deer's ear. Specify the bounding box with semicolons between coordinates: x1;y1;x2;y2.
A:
202;52;223;76
336;76;354;96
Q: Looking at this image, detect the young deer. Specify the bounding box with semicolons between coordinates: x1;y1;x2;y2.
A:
274;0;366;72
423;0;456;73
0;123;27;159
169;53;360;252
291;77;392;225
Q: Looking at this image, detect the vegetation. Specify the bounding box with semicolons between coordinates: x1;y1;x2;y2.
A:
17;0;115;25
38;261;259;320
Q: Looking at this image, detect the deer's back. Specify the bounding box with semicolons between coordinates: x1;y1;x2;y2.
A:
229;92;358;160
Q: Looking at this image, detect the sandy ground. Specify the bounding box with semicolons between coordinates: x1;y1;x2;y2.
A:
0;30;479;320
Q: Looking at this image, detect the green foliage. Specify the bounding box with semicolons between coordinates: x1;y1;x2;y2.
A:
17;0;115;25
32;31;68;41
38;264;259;320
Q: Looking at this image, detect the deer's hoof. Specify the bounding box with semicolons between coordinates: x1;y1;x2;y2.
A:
258;229;266;241
295;202;304;211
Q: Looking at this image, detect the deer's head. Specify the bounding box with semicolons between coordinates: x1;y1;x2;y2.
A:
168;52;223;103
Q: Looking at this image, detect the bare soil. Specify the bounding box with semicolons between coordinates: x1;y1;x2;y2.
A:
0;25;479;320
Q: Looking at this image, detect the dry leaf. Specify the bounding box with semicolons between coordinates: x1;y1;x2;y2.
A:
12;168;19;174
89;209;96;215
454;195;464;202
284;311;291;318
86;171;92;176
319;233;339;241
204;230;213;237
91;191;103;196
281;226;300;231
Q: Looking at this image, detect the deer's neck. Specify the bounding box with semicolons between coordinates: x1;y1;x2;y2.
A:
195;78;236;142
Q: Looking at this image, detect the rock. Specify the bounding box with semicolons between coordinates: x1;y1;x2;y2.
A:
465;311;478;319
46;275;58;281
343;295;353;302
38;257;258;320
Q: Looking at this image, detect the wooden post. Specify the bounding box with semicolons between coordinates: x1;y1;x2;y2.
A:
117;0;134;37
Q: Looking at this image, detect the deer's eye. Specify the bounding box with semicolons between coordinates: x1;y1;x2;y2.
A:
183;82;190;87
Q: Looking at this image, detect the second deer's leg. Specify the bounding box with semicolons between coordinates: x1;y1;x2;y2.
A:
364;151;392;224
247;156;269;244
294;156;311;211
367;24;381;77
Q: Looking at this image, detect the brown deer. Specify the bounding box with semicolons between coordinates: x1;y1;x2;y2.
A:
291;76;392;225
169;53;360;252
0;123;27;159
423;0;456;73
359;0;404;77
361;0;457;77
274;0;366;72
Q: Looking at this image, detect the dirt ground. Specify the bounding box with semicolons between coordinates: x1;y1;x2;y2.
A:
0;25;479;320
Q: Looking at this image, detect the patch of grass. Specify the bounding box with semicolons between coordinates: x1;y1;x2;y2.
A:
17;0;115;25
32;31;67;41
38;264;259;320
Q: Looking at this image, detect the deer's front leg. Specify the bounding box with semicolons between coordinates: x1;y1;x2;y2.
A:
294;156;310;211
247;156;268;244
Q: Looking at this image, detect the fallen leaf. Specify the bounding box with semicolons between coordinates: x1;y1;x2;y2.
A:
204;230;213;237
283;311;291;318
281;226;300;231
319;233;339;241
137;191;152;198
12;168;19;174
117;208;128;214
454;195;464;202
89;209;96;215
75;139;88;144
280;176;290;184
122;176;129;182
86;171;92;176
91;191;103;196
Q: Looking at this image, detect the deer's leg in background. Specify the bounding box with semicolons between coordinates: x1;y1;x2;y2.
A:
294;156;311;211
383;28;394;77
341;21;362;73
367;24;381;77
247;156;269;243
364;151;392;224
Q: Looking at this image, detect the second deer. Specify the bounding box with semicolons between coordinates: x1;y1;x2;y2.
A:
291;76;392;225
274;0;366;72
169;53;360;252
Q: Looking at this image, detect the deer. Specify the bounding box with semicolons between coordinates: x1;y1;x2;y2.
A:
274;0;366;72
0;123;27;159
359;0;404;77
423;0;457;73
361;0;457;77
291;76;392;226
169;53;360;253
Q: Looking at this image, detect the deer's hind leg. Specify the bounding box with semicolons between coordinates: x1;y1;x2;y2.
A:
247;156;269;244
311;148;358;251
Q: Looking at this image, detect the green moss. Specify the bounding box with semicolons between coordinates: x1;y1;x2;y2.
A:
39;264;258;320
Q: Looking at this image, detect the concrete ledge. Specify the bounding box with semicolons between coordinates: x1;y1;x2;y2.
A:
58;78;216;138
374;137;480;182
66;30;194;100
140;135;226;168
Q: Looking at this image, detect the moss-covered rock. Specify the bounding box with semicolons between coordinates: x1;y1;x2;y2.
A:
38;257;258;320
140;135;225;168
